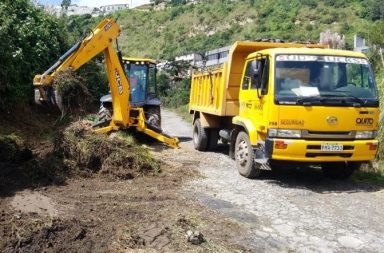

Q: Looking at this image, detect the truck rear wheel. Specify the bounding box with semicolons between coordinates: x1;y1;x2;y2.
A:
321;162;355;179
235;131;261;178
193;119;208;151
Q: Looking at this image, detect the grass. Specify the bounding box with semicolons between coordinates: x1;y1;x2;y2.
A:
352;161;384;185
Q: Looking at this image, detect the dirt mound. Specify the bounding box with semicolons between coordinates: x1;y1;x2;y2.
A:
1;213;96;252
56;120;160;179
0;134;32;165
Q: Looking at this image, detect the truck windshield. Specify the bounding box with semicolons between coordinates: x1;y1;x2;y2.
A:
274;55;378;106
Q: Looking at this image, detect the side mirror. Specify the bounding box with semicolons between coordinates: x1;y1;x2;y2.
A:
253;73;261;89
260;58;269;95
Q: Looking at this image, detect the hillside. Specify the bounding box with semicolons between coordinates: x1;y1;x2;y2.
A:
106;0;381;60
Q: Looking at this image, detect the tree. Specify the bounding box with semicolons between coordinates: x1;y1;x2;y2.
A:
366;21;384;75
150;0;164;5
319;30;345;49
61;0;71;15
0;0;68;110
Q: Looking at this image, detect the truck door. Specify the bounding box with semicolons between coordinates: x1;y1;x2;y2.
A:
240;56;270;130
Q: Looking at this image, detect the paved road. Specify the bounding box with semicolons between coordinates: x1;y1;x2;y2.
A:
160;109;384;253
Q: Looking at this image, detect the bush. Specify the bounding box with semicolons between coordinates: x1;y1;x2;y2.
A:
0;0;68;111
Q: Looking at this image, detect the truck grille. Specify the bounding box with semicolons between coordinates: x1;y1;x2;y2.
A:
302;130;354;140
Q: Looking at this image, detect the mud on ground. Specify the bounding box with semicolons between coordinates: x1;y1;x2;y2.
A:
0;109;249;252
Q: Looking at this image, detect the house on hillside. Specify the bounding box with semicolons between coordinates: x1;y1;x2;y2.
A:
175;53;203;67
100;4;129;14
66;4;94;16
354;35;369;53
205;45;231;67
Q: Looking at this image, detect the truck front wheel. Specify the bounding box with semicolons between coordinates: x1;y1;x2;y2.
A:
193;119;208;151
235;131;261;178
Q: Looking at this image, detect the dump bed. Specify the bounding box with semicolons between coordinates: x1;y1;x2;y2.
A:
189;41;325;116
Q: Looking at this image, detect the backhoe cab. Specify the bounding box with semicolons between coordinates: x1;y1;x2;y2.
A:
99;57;162;129
33;19;178;148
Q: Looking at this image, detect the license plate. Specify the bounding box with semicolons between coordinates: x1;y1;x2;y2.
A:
321;143;343;151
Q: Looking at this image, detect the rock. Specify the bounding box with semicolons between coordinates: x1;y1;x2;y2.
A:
338;236;363;249
186;230;204;245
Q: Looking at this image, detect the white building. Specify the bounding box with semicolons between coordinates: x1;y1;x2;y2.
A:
205;45;231;67
100;4;129;14
354;34;369;53
66;4;95;16
175;53;203;66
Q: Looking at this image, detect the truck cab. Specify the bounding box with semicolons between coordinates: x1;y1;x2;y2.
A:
236;48;379;178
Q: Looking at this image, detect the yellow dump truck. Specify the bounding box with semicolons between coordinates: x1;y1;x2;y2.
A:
189;41;379;179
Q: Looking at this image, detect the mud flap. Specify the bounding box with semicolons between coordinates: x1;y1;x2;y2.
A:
253;141;271;170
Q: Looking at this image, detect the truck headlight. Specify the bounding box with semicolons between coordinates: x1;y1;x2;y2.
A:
355;130;378;139
268;129;302;138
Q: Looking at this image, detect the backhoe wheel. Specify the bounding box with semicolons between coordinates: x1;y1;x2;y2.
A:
207;129;219;151
146;106;161;129
98;104;112;122
193;119;208;151
321;162;355;179
235;131;261;178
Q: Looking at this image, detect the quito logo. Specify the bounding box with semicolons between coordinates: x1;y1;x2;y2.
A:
326;116;338;125
115;69;123;95
356;118;374;125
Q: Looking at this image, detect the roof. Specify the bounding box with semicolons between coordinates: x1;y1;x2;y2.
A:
122;57;156;64
248;47;368;59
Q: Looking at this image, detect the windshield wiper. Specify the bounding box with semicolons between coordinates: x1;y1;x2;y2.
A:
297;93;343;105
297;93;365;106
331;91;366;106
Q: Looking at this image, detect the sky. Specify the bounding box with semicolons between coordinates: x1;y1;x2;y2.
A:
40;0;150;8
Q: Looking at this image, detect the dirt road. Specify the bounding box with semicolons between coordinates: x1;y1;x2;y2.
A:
160;109;384;252
2;109;384;252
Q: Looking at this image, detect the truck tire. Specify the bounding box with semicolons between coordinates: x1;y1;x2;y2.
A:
321;162;355;179
235;131;262;178
193;119;208;151
98;104;112;122
207;129;219;150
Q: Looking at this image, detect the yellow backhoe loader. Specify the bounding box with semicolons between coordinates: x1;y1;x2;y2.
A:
33;19;179;148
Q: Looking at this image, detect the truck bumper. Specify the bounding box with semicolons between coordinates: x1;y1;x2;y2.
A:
266;138;378;162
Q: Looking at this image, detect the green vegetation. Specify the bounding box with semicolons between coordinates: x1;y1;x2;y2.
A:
0;0;68;110
112;0;383;59
352;162;384;185
1;0;382;112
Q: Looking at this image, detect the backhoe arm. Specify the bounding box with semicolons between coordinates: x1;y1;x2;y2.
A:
34;19;120;86
33;19;130;126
